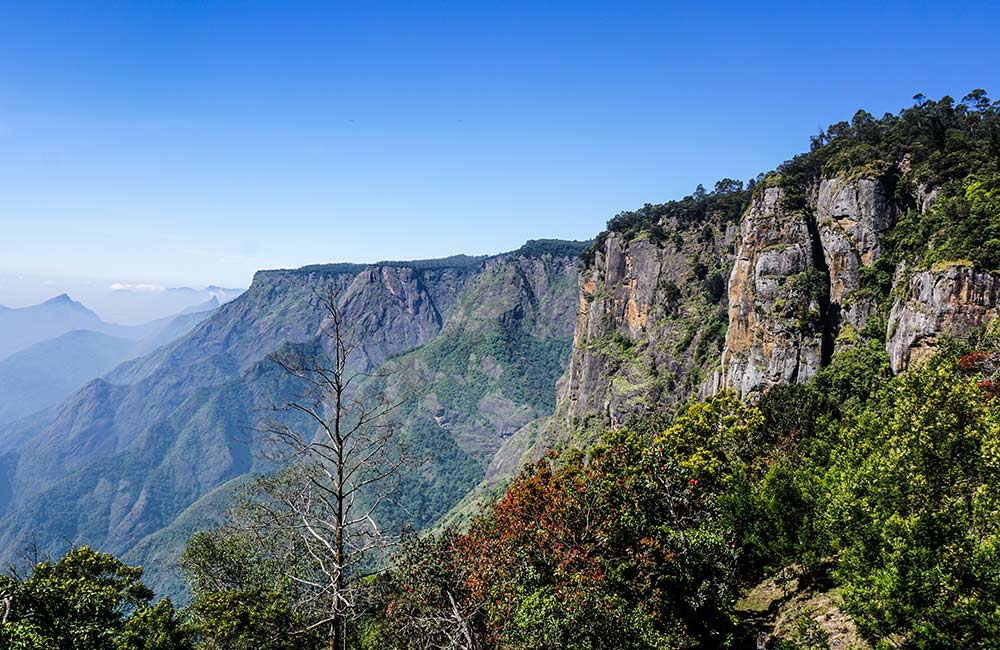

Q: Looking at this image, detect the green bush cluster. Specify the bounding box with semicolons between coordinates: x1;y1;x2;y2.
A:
581;180;750;266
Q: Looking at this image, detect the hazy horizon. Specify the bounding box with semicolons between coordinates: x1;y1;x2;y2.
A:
0;236;582;318
0;270;244;324
3;1;999;295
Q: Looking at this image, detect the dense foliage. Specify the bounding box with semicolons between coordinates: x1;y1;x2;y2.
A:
8;341;999;648
361;337;1000;649
581;179;751;265
0;547;190;650
776;90;1000;275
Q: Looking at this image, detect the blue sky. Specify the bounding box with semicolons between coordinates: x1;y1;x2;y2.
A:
1;1;998;291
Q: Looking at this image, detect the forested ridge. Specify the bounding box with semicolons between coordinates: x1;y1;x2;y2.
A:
3;92;1000;649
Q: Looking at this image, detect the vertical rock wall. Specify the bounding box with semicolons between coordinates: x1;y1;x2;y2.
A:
720;186;826;397
721;177;905;396
559;216;736;428
887;265;1000;373
817;178;896;331
557;173;1000;427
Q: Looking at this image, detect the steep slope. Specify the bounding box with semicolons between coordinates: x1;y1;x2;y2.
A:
539;93;1000;446
439;190;750;519
559;187;746;431
716;174;907;396
0;243;584;596
0;331;136;425
356;242;583;527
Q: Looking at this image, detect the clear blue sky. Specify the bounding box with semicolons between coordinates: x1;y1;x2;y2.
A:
0;1;997;289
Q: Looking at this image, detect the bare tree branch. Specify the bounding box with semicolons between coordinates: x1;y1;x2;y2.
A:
246;288;412;649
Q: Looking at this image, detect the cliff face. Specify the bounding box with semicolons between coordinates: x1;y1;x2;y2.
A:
887;264;1000;373
720;186;827;396
721;177;897;396
553;176;905;427
557;171;998;423
558;213;736;430
817;178;896;329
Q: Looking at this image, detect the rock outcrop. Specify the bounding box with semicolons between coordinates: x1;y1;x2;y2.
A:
720;186;827;397
817;177;896;331
721;177;899;396
557;171;996;416
556;176;906;416
887;264;1000;373
559;215;736;429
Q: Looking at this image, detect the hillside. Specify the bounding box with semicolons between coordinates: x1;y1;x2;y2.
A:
0;306;219;426
0;241;586;597
398;92;1000;648
0;294;109;360
547;92;1000;430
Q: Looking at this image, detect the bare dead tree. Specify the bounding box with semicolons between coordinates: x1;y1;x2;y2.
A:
390;581;483;650
253;288;409;650
0;589;10;625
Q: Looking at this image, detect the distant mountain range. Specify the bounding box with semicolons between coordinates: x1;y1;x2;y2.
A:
0;294;110;360
98;285;243;324
0;300;219;425
0;293;225;362
0;277;244;326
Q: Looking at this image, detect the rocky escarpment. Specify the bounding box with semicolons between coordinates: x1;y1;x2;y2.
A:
559;170;999;419
817;177;897;331
450;216;741;525
362;244;582;464
887;264;1000;373
552;176;909;427
721;177;898;396
559;208;738;430
719;186;828;396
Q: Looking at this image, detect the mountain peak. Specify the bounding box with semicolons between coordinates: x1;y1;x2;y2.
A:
40;294;95;315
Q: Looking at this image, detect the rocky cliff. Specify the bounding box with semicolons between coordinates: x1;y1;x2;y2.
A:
887;264;1000;373
554;191;744;433
720;176;899;396
555;169;999;426
719;185;828;396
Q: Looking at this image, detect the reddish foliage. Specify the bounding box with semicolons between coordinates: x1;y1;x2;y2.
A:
958;351;1000;400
446;438;735;647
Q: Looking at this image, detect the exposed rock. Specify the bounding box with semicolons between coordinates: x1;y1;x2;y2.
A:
560;233;662;425
737;565;868;650
916;182;941;214
719;177;901;397
721;186;826;397
887;264;1000;373
559;215;735;429
817;178;896;331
